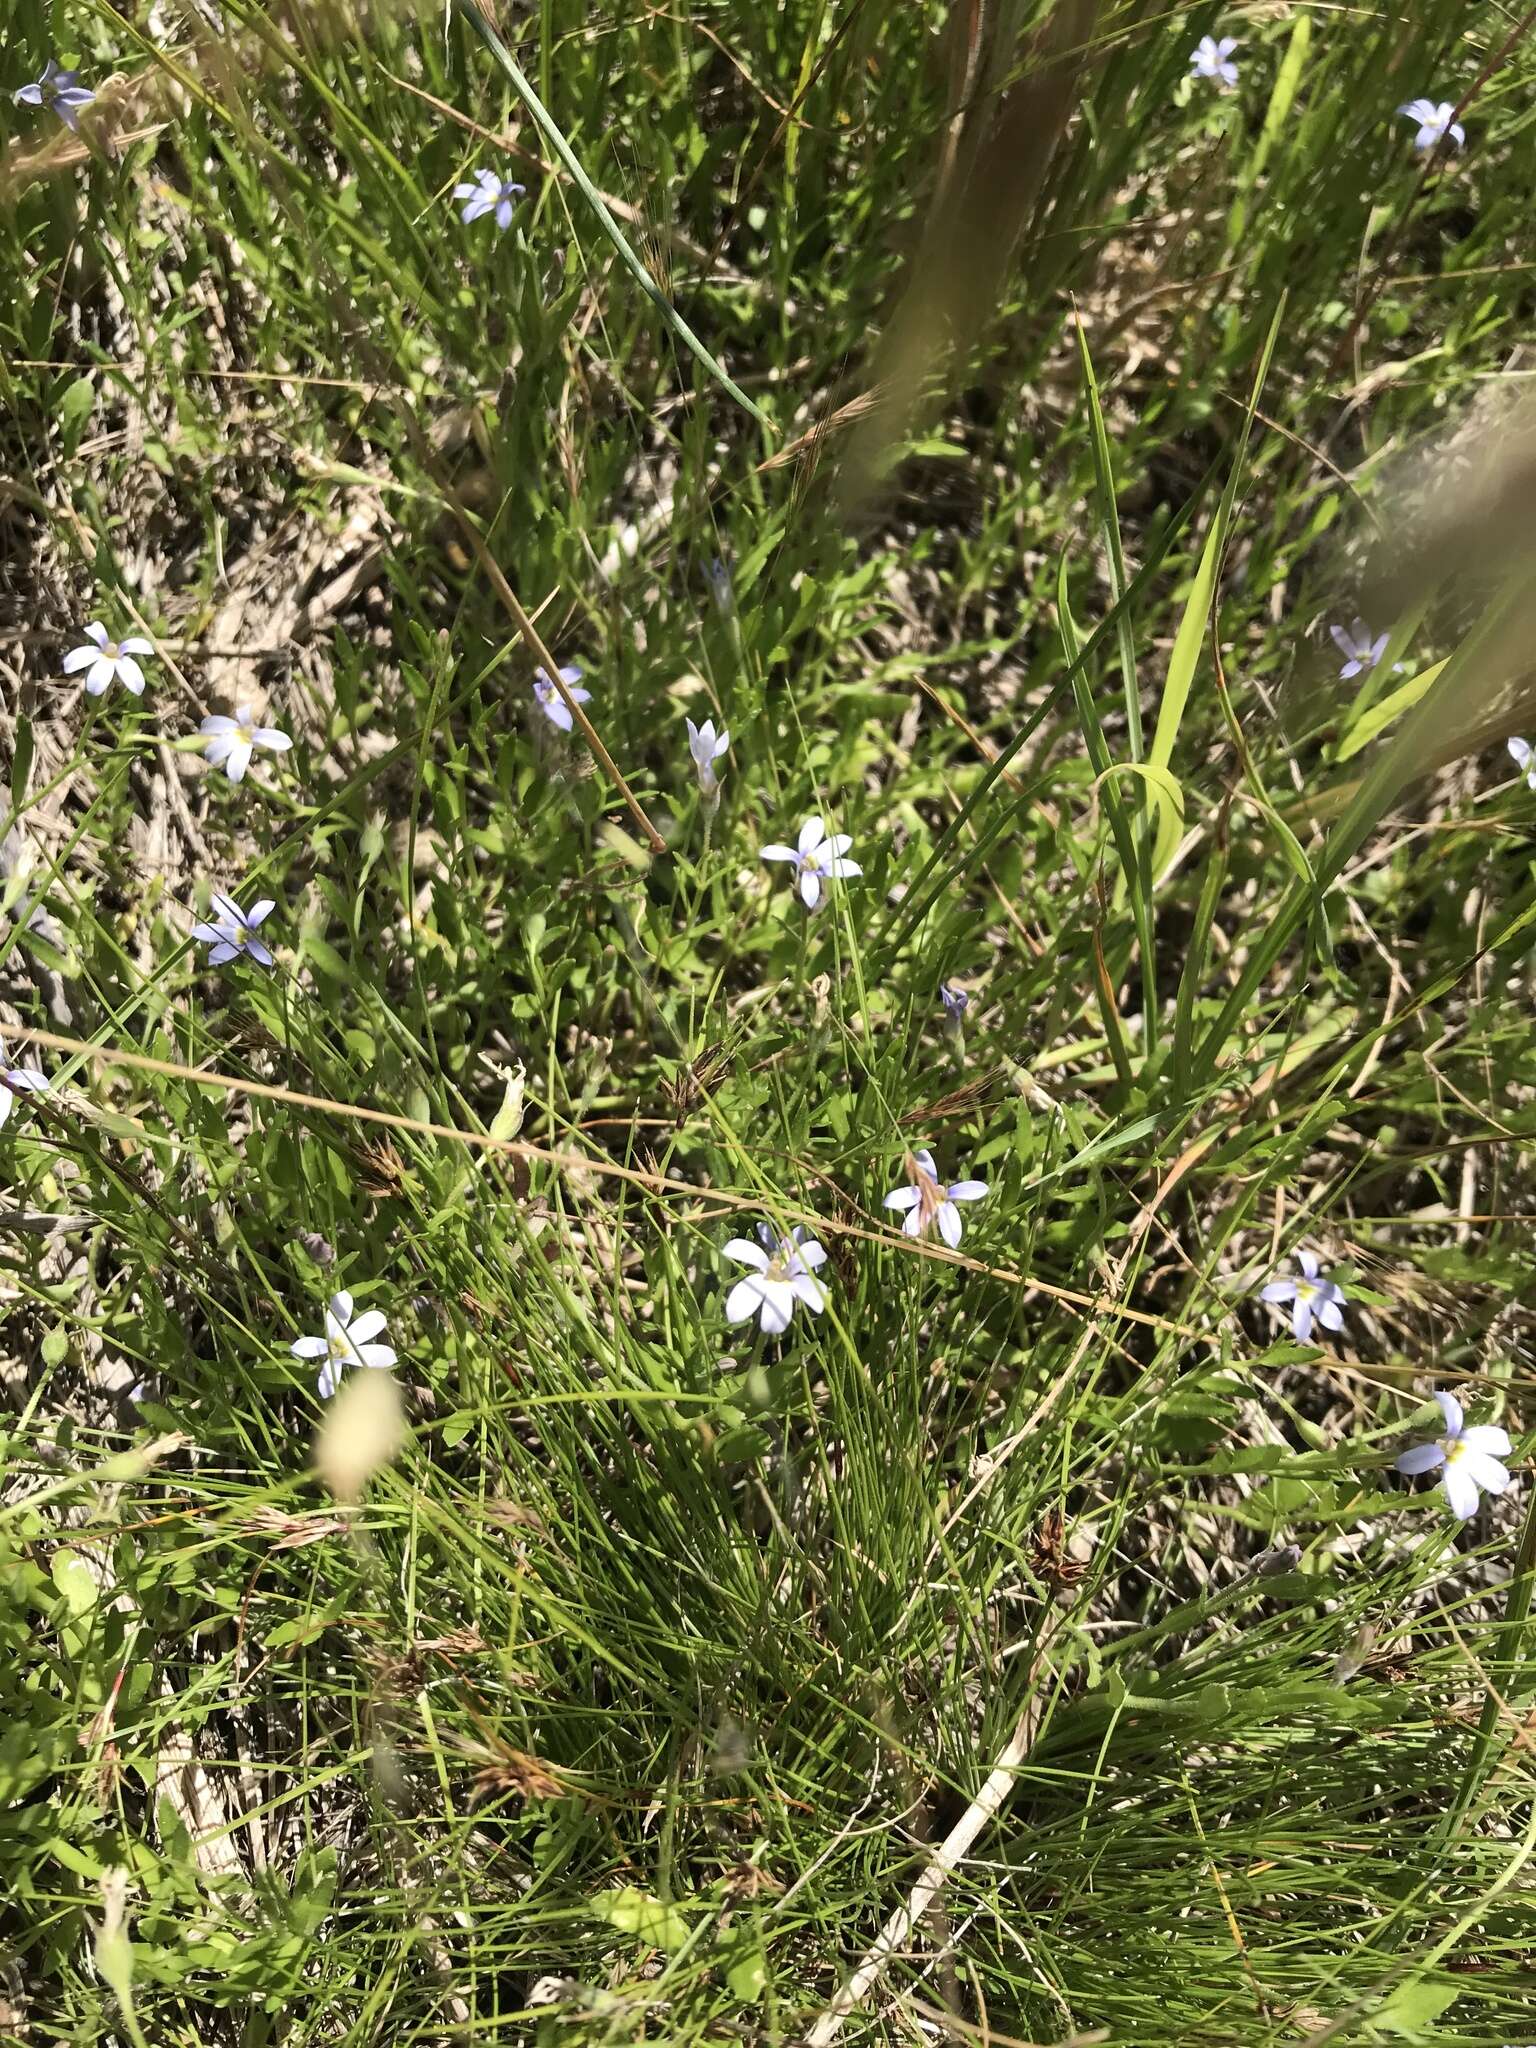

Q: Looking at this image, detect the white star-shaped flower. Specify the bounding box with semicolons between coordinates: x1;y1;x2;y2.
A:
1398;98;1464;152
191;891;276;967
722;1224;828;1335
1507;738;1536;791
1259;1248;1346;1343
291;1289;398;1398
1189;35;1238;86
200;708;293;783
1395;1389;1513;1519
63;622;154;697
883;1148;988;1249
760;816;861;910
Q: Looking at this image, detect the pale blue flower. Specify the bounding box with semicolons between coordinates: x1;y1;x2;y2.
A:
63;621;154;697
533;664;589;733
686;716;729;796
453;167;526;229
1330;619;1390;679
1190;35;1238;86
200;707;292;783
1508;738;1536;791
723;1223;827;1334
192;891;275;967
1399;98;1464;151
761;816;861;910
291;1289;397;1399
1396;1389;1512;1519
1260;1249;1346;1343
14;59;95;131
883;1149;988;1249
940;983;969;1022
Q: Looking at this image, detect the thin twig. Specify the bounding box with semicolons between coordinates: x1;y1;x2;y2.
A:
803;1613;1061;2048
12;1024;1198;1337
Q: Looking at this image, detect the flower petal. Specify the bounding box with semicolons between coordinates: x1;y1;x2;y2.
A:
62;644;98;674
1315;1298;1345;1331
1442;1463;1481;1519
329;1290;355;1324
947;1180;988;1202
1433;1390;1464;1437
85;658;116;694
1260;1280;1297;1303
760;844;798;864
797;1239;827;1270
884;1185;922;1212
115;657;145;694
119;637;153;656
1460;1424;1512;1458
756;1279;796;1333
799;869;822;909
1462;1450;1510;1497
348;1309;389;1345
359;1343;397;1370
937;1201;963;1249
291;1335;330;1359
790;1272;824;1312
797;815;827;855
223;738;254;783
725;1276;764;1324
1395;1442;1445;1476
722;1237;769;1271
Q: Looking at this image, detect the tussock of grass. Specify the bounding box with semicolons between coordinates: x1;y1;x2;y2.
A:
3;2;1536;2042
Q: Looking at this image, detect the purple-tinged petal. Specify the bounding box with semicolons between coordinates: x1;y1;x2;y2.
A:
1395;1442;1445;1476
1433;1389;1464;1438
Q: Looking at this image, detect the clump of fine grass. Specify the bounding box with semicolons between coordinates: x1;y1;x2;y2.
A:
3;3;1536;2044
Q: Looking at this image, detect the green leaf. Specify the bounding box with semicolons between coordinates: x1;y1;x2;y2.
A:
590;1886;694;1952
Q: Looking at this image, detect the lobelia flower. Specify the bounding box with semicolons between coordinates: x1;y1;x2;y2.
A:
722;1223;827;1335
453;167;527;229
685;716;729;797
940;983;969;1023
0;1047;49;1132
883;1148;988;1250
291;1289;398;1399
532;664;590;733
1399;98;1465;152
1395;1389;1512;1519
705;558;734;615
1329;620;1391;680
760;816;862;910
1508;738;1536;791
63;621;154;697
191;891;276;967
1189;35;1239;86
1259;1249;1346;1343
200;707;293;784
14;59;95;130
